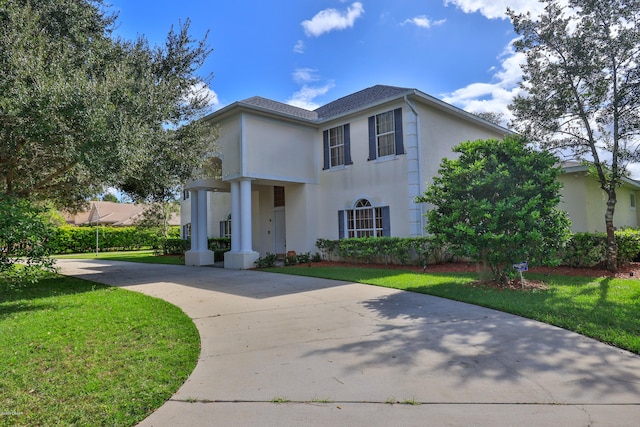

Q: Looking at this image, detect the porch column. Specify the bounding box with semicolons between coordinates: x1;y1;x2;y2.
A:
189;189;199;252
197;189;208;252
185;188;216;266
224;178;259;269
230;180;240;252
240;178;253;252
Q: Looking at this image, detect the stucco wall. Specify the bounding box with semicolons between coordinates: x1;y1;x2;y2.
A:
559;173;640;232
243;114;317;183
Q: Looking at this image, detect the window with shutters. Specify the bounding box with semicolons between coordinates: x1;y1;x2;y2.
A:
329;126;345;167
339;199;390;238
323;124;352;170
368;108;404;161
375;111;395;157
219;214;231;238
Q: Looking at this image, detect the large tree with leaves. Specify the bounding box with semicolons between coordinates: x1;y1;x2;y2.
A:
508;0;640;272
0;0;217;209
416;136;570;283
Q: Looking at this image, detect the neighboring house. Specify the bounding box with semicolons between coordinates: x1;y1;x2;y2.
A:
181;85;510;268
559;162;640;232
64;201;180;227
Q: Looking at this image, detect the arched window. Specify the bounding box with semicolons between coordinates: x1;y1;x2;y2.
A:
339;199;390;238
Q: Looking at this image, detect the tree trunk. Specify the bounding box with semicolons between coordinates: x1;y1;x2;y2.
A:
605;191;618;273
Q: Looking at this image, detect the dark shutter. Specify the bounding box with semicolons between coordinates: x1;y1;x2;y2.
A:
394;108;404;155
381;206;391;236
343;124;352;165
338;210;345;239
323;130;330;170
368;116;377;161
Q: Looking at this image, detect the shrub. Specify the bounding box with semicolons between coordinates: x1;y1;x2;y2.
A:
255;253;278;268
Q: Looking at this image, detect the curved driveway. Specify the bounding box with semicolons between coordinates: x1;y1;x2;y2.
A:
56;259;640;426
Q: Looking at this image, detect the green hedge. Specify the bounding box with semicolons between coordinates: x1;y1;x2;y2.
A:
316;237;454;266
316;230;640;268
161;237;231;258
51;226;180;254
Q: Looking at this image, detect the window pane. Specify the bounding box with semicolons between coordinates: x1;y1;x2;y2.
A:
329;126;345;167
376;111;395;157
376;111;394;134
274;186;285;207
330;145;344;166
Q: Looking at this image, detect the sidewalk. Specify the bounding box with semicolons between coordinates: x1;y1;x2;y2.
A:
56;259;640;426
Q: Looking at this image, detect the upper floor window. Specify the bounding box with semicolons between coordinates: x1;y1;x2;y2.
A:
338;199;390;238
368;108;404;160
323;124;352;169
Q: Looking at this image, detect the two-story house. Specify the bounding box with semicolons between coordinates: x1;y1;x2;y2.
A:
181;85;510;268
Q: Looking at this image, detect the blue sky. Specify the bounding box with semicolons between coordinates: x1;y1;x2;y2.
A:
107;1;550;121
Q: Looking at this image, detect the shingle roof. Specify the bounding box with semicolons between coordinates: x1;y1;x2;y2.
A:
314;85;414;119
240;96;319;121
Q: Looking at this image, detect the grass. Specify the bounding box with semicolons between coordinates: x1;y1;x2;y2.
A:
265;265;640;355
0;272;200;427
54;250;184;265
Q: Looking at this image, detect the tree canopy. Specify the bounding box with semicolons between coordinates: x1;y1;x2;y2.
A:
416;136;570;283
0;0;217;209
508;0;640;271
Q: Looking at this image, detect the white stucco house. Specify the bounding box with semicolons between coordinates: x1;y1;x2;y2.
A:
181;85;510;268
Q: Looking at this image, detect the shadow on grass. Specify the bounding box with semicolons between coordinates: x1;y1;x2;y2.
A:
0;274;110;307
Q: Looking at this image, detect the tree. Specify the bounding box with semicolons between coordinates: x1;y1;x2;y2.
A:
101;193;119;203
507;0;640;272
474;111;506;127
416;136;570;283
0;0;217;210
134;201;180;238
0;196;56;283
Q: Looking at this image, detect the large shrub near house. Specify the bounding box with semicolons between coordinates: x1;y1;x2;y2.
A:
416;136;570;282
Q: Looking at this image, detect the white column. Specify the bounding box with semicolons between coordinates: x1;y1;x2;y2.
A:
197;189;209;251
240;178;252;252
224;178;259;269
230;180;240;252
190;189;199;251
185;187;215;266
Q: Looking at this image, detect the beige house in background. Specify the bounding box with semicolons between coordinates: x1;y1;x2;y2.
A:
180;85;510;269
64;201;180;227
559;162;640;232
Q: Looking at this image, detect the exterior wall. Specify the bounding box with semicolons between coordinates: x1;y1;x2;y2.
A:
317;101;411;241
217;115;242;180
559;173;640;232
236;114;317;183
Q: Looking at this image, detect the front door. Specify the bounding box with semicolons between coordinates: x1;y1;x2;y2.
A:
274;208;286;255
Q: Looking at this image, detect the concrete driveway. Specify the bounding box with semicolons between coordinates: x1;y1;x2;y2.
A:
56;259;640;426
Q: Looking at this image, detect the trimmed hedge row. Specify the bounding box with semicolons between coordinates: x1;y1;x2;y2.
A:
162;237;231;259
316;229;640;268
51;226;180;254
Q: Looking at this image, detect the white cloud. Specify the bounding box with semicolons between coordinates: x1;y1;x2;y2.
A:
444;0;572;20
443;0;549;20
183;82;219;107
441;41;525;121
302;2;365;37
402;15;446;28
293;40;305;54
292;68;320;84
286;82;335;110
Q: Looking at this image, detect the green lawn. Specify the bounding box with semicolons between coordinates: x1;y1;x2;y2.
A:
54;250;184;265
266;265;640;355
0;273;199;427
